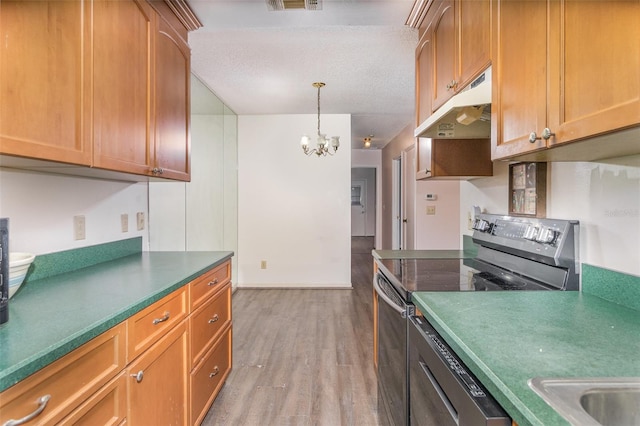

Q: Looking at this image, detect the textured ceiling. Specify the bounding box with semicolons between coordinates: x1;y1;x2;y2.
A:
188;0;418;150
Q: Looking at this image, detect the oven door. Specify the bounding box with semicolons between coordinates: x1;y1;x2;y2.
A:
374;272;411;426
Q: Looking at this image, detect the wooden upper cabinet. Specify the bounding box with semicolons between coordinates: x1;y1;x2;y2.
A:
92;0;154;175
431;0;456;112
153;17;191;181
493;0;640;160
492;0;548;159
457;0;491;89
415;23;434;126
547;0;640;147
0;0;92;165
1;0;198;181
412;0;490;123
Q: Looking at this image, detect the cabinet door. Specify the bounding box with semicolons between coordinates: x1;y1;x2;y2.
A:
431;0;456;112
492;0;548;159
457;0;491;89
154;17;191;181
416;26;434;126
127;320;189;426
0;0;91;165
547;0;640;146
92;0;155;175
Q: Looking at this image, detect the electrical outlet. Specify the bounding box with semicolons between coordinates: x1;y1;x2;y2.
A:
136;212;145;231
426;206;436;215
121;214;128;232
74;215;86;240
260;260;267;269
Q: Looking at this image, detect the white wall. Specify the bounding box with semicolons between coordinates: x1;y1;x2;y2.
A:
460;157;640;276
238;114;351;288
352;149;382;248
0;169;149;254
415;180;460;249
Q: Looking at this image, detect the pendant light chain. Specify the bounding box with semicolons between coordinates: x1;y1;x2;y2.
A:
317;83;321;136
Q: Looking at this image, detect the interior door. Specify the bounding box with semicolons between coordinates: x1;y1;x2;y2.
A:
402;146;416;250
351;180;366;236
392;158;402;249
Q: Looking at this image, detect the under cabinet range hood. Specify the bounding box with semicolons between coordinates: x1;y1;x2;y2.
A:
415;67;492;139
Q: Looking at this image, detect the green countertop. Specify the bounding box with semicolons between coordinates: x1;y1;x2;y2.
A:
0;251;233;392
412;291;640;426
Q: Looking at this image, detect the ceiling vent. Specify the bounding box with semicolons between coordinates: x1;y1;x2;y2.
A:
266;0;322;11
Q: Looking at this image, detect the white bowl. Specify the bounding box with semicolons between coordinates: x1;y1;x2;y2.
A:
9;252;36;298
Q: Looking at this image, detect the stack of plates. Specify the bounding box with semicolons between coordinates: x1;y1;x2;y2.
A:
9;253;35;298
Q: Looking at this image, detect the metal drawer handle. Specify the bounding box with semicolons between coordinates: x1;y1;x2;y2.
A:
209;366;220;378
3;394;51;426
130;370;144;383
208;278;219;286
152;311;170;325
208;314;219;324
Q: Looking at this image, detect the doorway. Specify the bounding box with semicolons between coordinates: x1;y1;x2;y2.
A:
351;167;376;253
391;146;416;250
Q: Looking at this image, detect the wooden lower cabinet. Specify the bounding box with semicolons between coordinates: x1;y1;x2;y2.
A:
190;325;232;425
0;323;126;425
127;320;189;426
0;261;233;426
61;372;128;425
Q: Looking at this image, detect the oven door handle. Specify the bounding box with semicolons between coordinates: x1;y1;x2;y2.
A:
373;274;408;318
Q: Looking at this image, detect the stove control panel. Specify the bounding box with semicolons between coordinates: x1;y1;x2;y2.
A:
472;214;579;270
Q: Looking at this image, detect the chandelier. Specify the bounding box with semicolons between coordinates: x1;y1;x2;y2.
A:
300;82;340;157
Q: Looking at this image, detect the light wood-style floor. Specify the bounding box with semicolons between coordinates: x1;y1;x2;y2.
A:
201;237;380;426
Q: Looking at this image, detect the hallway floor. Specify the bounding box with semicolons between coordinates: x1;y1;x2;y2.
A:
201;237;380;425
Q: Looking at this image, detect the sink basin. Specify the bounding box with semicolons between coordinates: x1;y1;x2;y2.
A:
529;377;640;426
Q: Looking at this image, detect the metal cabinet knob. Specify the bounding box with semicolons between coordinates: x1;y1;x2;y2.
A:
131;370;144;383
207;278;219;286
3;395;51;426
529;128;555;143
151;167;164;175
446;80;458;91
208;314;220;324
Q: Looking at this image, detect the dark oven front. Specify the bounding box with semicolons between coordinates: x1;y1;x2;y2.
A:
374;270;410;426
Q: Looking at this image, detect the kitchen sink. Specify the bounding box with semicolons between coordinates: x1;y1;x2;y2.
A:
528;377;640;426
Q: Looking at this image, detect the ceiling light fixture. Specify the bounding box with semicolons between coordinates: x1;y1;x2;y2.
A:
300;82;340;157
363;135;373;149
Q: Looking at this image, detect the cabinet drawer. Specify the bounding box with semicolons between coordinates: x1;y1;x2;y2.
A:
190;283;231;368
127;287;187;361
0;322;126;426
190;260;231;310
60;372;127;426
190;325;232;426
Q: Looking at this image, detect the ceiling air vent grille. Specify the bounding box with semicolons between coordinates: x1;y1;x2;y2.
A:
266;0;322;11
